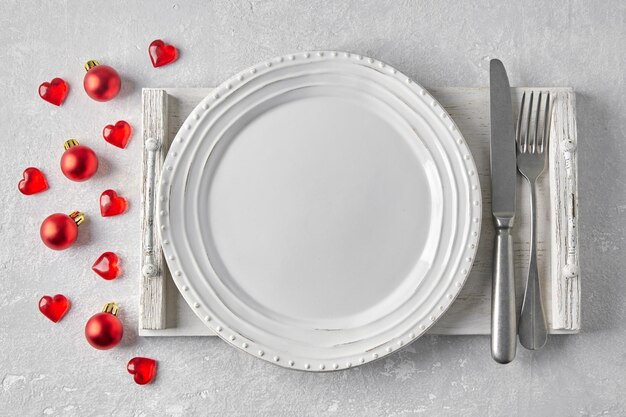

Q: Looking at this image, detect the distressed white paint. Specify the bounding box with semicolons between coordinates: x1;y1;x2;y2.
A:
549;91;580;331
140;87;580;336
140;89;167;329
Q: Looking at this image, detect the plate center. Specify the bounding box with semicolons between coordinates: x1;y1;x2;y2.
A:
206;95;436;324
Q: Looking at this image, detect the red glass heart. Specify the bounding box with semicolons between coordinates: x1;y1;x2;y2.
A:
127;357;157;385
100;189;128;217
39;78;69;106
103;120;132;149
18;167;48;195
149;40;178;68
92;252;122;280
39;294;70;323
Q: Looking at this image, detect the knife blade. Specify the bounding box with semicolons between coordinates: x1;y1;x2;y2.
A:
489;59;517;364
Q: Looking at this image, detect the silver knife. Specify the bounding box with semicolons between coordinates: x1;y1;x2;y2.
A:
489;59;517;364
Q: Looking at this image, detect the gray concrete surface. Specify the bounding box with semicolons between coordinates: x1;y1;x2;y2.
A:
0;1;624;416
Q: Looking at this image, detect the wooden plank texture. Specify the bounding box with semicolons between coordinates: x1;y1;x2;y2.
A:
549;91;580;330
140;89;168;330
139;87;580;336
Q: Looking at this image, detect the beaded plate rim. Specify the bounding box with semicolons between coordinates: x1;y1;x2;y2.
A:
156;51;482;371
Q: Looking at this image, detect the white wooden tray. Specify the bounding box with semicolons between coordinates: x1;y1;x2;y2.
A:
139;87;580;337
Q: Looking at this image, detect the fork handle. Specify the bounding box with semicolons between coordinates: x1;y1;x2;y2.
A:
519;181;548;350
491;226;517;364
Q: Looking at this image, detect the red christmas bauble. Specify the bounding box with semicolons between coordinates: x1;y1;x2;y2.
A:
60;140;98;181
40;212;83;250
83;60;121;102
85;303;123;350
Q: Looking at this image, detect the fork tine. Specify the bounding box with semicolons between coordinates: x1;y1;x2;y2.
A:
516;92;526;152
536;92;543;153
525;92;534;153
534;92;543;154
541;92;551;153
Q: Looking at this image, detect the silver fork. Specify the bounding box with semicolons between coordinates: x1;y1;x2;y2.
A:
516;91;551;350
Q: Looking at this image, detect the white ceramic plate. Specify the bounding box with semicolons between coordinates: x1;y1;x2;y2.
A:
157;51;481;371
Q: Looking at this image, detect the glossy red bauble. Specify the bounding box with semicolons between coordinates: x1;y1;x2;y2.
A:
92;252;122;280
127;357;157;385
40;212;83;250
103;120;132;149
85;304;123;350
83;61;121;102
39;294;70;323
60;140;98;182
100;189;128;217
149;40;178;68
39;77;69;106
18;167;48;195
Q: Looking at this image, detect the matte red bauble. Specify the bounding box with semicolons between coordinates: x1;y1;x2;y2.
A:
40;211;84;250
83;60;121;102
60;139;98;181
85;303;123;350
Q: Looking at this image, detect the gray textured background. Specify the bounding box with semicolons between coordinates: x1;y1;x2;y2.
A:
0;1;624;416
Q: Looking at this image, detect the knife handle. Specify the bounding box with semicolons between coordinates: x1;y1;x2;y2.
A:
491;226;517;364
